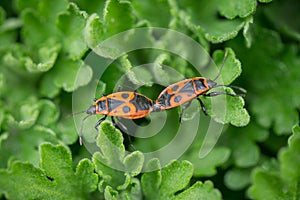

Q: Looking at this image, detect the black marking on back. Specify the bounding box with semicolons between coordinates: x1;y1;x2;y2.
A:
107;98;124;112
130;94;152;111
97;100;107;112
122;105;131;113
178;80;196;94
121;93;129;99
172;85;179;92
194;79;207;91
157;92;173;107
174;95;182;103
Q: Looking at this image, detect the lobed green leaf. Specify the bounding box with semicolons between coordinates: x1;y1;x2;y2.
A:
84;13;104;48
218;0;257;19
92;122;144;196
40;55;93;96
103;0;135;37
71;0;106;15
131;0;171;27
57;3;88;59
173;181;222;200
142;159;222;199
175;0;249;43
248;125;300;199
202;49;250;127
185;147;231;177
230;27;299;134
0;143;98;200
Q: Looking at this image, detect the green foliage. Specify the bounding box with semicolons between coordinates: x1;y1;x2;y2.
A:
141;159;222;200
0;0;299;199
248;125;300;200
0;143;98;200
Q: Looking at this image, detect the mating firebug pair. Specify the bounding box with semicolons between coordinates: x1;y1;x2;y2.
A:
76;50;246;145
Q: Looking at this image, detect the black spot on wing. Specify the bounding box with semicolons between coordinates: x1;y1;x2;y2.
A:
121;93;130;99
122;106;131;113
171;85;179;92
174;95;182;103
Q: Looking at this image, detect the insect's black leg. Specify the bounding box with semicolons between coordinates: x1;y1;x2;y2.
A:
204;92;245;97
113;117;136;151
196;98;208;115
94;116;107;130
179;100;193;123
112;117;128;132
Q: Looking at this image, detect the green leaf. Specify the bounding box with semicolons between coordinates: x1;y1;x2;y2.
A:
53;117;78;145
123;151;144;176
173;181;222;200
70;0;105;15
211;48;242;85
5;97;39;129
142;159;222;199
222;122;269;190
54;58;92;92
160;160;193;196
218;0;257;19
21;7;57;47
242;16;254;47
40;55;93;96
248;161;290;200
224;168;251;190
15;0;39;12
224;122;269;168
3;38;60;74
104;186;119;200
141;158;161;199
39;72;61;98
104;178;142;200
131;0;170;27
18;0;68;46
92;122;144;195
0;17;21;46
175;0;250;43
103;0;135;37
57;3;88;59
183;147;231;177
84;13;104;48
279;125;300;184
0;125;59;167
36;100;59;126
230;27;299;134
202;49;250;127
0;144;98;199
38;0;68;22
248;125;300;200
23;39;61;73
